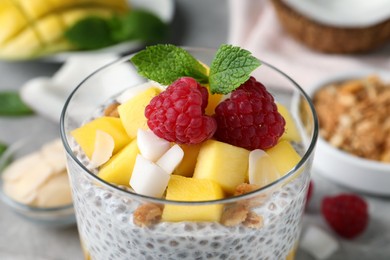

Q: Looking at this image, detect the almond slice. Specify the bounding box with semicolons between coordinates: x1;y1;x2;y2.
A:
2;152;42;181
248;149;281;187
41;138;66;173
3;158;53;203
36;172;72;207
90;130;115;168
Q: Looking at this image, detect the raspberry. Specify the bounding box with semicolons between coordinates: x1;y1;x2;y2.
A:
145;77;217;144
321;193;369;239
213;77;285;150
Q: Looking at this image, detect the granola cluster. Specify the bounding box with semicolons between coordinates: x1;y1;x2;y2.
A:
313;75;390;162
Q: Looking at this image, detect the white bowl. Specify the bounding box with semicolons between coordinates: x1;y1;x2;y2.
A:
308;70;390;196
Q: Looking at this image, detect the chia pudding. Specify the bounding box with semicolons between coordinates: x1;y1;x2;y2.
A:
68;152;309;260
61;46;318;260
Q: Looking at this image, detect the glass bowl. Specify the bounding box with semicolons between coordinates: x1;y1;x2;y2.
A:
0;135;76;227
61;47;318;259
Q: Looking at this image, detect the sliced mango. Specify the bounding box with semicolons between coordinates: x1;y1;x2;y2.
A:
71;116;131;159
277;103;301;142
35;15;64;44
0;0;129;60
162;175;224;222
98;138;139;186
0;29;42;59
266;140;301;175
118;87;161;139
193;140;249;194
173;143;202;177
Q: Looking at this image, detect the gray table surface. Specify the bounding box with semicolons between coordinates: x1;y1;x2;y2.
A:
1;1;389;260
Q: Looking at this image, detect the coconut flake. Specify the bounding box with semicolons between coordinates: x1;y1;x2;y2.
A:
300;225;339;259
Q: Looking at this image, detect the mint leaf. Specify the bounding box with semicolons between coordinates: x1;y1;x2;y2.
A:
209;44;261;94
0;91;34;116
0;142;6;158
130;44;209;85
110;10;168;43
65;16;115;50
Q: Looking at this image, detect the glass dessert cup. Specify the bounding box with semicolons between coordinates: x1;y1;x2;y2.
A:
60;47;318;260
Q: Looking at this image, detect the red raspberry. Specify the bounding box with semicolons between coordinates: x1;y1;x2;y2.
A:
213;77;285;150
321;193;369;239
145;77;217;144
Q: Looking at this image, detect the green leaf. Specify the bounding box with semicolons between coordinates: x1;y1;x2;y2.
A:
0;142;6;158
64;16;115;50
130;44;209;85
110;10;168;43
209;44;261;94
0;91;34;116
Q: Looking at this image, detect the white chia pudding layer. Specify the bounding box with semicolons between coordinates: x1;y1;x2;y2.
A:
67;145;309;260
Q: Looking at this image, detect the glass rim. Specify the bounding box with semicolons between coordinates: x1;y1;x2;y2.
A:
60;46;319;206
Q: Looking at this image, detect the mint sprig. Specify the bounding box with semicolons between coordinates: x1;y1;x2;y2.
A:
130;44;260;94
209;44;261;94
0;91;34;116
130;44;209;85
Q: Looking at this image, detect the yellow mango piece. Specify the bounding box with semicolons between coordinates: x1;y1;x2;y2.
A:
98;139;139;186
71;117;132;159
162;175;225;222
35;15;64;44
277;103;301;142
193;140;249;194
0;0;28;44
0;29;42;60
18;0;53;19
173;143;201;177
203;84;223;115
118;87;161;139
266;140;301;175
61;7;113;27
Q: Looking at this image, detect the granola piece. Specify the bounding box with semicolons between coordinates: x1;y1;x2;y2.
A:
234;183;260;196
243;211;264;229
133;203;163;227
104;102;120;118
234;183;268;207
313;75;390;162
221;204;249;227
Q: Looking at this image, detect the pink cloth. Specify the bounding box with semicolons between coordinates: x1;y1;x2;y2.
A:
227;0;390;91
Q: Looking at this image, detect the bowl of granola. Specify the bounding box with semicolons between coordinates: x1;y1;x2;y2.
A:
310;71;390;196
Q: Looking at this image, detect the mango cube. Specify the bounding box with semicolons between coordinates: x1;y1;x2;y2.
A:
118;87;161;139
173;143;201;177
277;103;301;142
266;140;301;175
98;138;139;186
71;117;131;159
193;140;249;194
204;84;223;115
162;175;224;222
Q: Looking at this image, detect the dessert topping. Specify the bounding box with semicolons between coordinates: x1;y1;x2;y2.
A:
133;203;163;227
214;77;285;150
313;75;390;162
145;77;217;144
